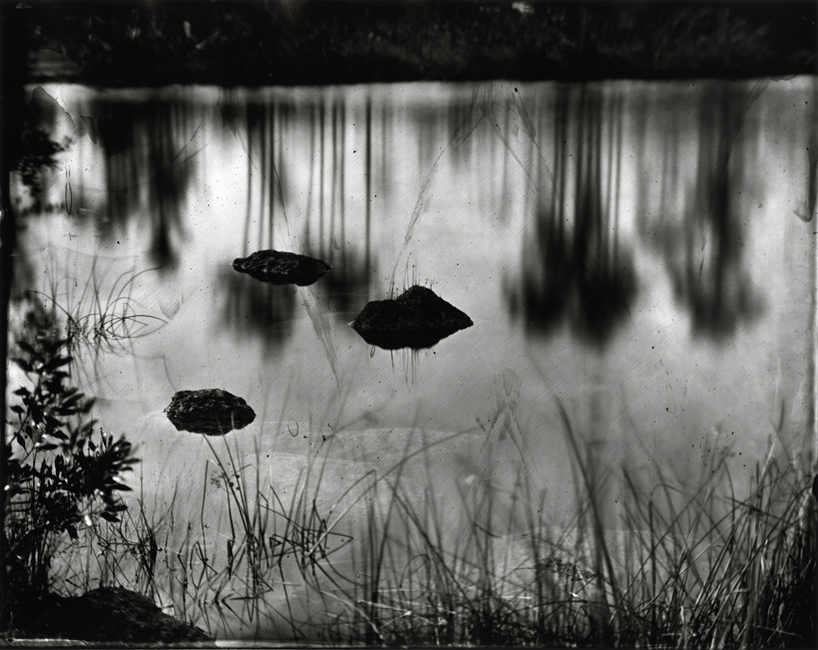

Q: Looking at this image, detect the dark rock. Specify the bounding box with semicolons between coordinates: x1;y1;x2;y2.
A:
351;285;473;350
165;388;255;436
11;587;213;644
232;249;331;286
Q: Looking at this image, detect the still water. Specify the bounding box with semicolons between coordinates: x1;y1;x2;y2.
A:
10;77;818;630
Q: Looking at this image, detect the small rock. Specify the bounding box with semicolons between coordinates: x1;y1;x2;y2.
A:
11;587;213;644
165;388;255;435
232;249;331;286
351;285;473;350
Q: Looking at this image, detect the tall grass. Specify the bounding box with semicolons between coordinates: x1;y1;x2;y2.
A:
51;399;816;647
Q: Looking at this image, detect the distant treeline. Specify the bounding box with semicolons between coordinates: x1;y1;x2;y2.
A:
18;1;818;86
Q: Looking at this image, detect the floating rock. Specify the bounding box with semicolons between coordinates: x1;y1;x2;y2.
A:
351;285;473;350
232;249;331;286
165;388;255;435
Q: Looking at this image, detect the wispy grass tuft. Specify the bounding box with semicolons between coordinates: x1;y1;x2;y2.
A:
23;256;169;389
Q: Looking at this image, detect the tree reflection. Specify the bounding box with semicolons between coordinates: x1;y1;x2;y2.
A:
796;78;818;224
87;97;197;270
303;96;375;315
244;101;279;253
641;81;765;340
511;86;570;336
14;87;74;215
218;266;297;353
572;88;635;344
240;93;375;317
508;85;636;348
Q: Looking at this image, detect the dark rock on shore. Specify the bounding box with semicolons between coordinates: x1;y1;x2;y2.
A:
10;586;213;644
165;388;256;435
351;285;473;350
233;249;331;286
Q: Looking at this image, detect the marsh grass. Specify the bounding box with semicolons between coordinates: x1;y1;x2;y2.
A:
24;256;169;389
47;398;816;647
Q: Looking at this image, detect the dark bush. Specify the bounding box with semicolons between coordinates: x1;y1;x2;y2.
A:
4;300;138;628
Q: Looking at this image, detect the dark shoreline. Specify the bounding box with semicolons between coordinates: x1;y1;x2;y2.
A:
19;1;818;87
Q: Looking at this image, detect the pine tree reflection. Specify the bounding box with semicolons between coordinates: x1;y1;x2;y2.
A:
224;98;297;352
304;96;374;315
241;94;372;326
88;97;196;270
572;88;636;345
510;86;571;336
797;79;818;223
95;107;136;237
640;81;765;340
508;85;636;348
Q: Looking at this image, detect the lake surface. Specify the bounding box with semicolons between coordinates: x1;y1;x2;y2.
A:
9;77;818;633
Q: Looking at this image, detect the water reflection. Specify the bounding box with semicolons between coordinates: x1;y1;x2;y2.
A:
797;79;818;223
638;81;766;340
244;102;281;252
15;80;813;355
14;80;814;453
14;86;73;215
219;267;297;353
506;85;636;347
302;99;374;315
241;96;378;319
85;96;199;269
309;242;371;317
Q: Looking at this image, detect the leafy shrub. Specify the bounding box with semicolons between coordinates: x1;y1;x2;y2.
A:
4;306;138;613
